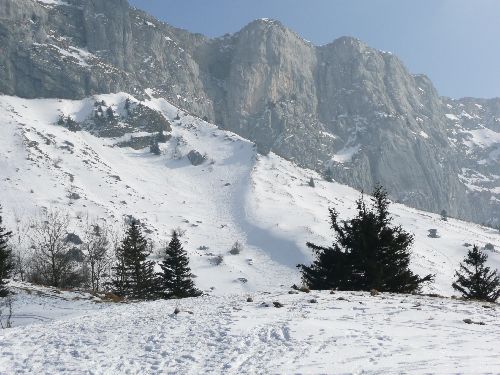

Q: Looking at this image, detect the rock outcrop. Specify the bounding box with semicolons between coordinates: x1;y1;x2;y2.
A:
0;0;498;225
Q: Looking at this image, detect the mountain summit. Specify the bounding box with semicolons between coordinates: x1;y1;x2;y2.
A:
1;0;499;224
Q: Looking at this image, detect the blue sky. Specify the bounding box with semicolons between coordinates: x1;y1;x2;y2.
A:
129;0;500;99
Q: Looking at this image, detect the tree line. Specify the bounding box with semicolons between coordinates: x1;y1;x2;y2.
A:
1;186;499;303
299;186;500;303
0;206;200;300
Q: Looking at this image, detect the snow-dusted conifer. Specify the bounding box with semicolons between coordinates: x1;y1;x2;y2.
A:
157;231;201;299
150;139;161;155
452;245;500;302
324;167;333;182
112;220;155;300
440;209;448;221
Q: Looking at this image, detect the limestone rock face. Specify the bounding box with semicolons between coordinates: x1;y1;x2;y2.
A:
0;1;498;225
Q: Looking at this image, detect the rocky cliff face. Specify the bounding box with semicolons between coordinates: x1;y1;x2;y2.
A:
0;0;211;114
0;0;498;225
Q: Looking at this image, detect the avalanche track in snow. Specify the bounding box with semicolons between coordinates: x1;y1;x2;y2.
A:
0;93;499;296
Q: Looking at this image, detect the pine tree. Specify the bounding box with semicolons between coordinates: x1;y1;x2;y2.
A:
65;116;80;132
0;206;13;297
299;186;433;293
106;106;114;119
112;220;156;300
124;98;131;114
440;209;448;221
452;245;500;302
156;130;168;143
157;231;201;299
150;139;161;155
324;167;333;182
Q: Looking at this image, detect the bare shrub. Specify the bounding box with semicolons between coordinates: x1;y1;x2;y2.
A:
210;255;224;266
82;218;112;292
29;210;74;287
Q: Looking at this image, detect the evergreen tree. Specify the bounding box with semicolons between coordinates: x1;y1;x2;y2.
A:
150;139;161;155
157;231;201;299
124;98;131;113
440;209;448;221
324;167;333;182
112;220;155;300
106;106;114;119
65;116;80;132
156;130;168;143
0;206;13;297
452;245;500;302
299;186;433;293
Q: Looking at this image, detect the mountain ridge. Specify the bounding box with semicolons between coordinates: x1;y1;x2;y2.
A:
0;0;499;225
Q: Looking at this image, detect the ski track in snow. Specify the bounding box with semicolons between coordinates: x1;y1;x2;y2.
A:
0;290;499;374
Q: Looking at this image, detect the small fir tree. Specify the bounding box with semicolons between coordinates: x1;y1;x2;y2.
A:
124;98;131;113
324;167;333;182
440;209;448;221
106;106;114;119
82;222;110;292
299;186;433;293
0;206;13;297
150;139;161;155
452;245;500;302
65;116;80;132
157;231;201;299
112;220;155;300
156;130;168;143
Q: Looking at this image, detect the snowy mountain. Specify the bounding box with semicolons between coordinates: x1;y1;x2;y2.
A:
443;97;500;221
2;1;500;373
1;0;499;225
1;93;499;296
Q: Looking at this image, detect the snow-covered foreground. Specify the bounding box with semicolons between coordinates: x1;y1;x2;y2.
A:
0;93;499;296
1;285;499;374
1;281;107;327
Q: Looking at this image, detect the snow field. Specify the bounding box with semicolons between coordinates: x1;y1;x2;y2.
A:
0;289;499;374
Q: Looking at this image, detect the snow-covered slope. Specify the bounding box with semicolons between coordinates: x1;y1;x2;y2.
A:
1;287;499;374
0;94;499;296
